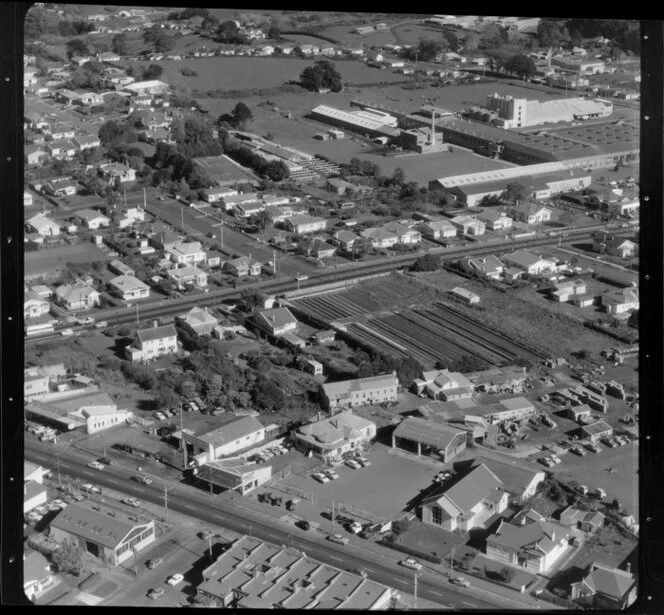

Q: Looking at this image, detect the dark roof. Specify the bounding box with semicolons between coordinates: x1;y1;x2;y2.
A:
136;324;177;343
393;417;466;450
422;463;502;512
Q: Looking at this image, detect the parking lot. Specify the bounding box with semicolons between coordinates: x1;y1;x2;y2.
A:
267;442;440;524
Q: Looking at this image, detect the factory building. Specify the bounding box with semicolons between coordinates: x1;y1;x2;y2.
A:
309;105;401;140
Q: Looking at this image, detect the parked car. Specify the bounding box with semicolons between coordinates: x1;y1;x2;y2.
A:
80;483;100;494
147;557;164;570
578;485;589;495
122;497;141;508
550;454;562;465
595;488;607;499
297;520;311;531
313;472;330;484
349;521;363;534
586;443;602;454
355;457;371;467
399;557;422;571
572;446;587;456
327;533;349;545
345;459;361;469
147;588;165;600
324;469;339;481
133;475;152;485
98;456;113;466
539;457;555;468
167;573;184;586
87;461;105;471
450;576;470;588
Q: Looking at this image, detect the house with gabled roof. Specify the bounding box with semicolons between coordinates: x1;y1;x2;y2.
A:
513;202;552;225
25;145;49;166
416;219;457;240
450;215;486;236
177;306;218;336
299;237;337;259
168;265;208;290
77;208;111;229
333;230;360;251
473;457;545;504
108;275;150;301
24;290;51;320
252;307;298;336
381;221;422;244
477;209;514;231
571;562;637;609
360;227;399;249
502;250;556;276
485;516;573;574
54;281;100;310
601;288;639;316
49;500;156;567
559;506;605;533
420;463;508;532
392;417;467;462
224;256;262;277
413;369;475;402
592;233;637;259
164;240;206;265
461;255;505;279
23;550;54;601
126;323;179;362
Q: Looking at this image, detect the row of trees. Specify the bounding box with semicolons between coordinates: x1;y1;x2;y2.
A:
224;138;290;181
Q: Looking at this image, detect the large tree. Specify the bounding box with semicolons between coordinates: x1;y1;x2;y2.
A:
300;59;342;92
504;54;537;79
112;33;129;56
232;102;253;128
479;23;508;50
501;181;529;203
66;38;90;59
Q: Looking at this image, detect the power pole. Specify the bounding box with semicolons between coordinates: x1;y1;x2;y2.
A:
450;546;455;577
55;453;62;486
413;570;418;610
207;530;212;559
332;500;335;534
163;485;173;517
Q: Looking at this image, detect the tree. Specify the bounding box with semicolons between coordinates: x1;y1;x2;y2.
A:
231;102;253;128
463;31;480;52
609;46;624;61
412;38;444;62
252;376;286;412
498;567;516;583
143;64;164;80
299;59;343;92
202;15;220;31
51;542;87;577
143;26;160;44
155;33;175;53
66;38;90;59
501;182;529;204
479;24;508;50
265;160;290;182
570;30;584;48
391;167;406;186
484;48;512;74
251;209;273;232
411;254;440;272
537;20;564;47
392;518;410;535
240;288;267;311
504;54;537;79
112;33;129;56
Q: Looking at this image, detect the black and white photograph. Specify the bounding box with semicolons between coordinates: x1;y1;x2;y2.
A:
15;5;653;610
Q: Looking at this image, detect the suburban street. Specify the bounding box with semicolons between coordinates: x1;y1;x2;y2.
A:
26;439;546;610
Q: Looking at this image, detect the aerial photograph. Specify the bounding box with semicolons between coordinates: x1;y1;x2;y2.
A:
22;5;640;609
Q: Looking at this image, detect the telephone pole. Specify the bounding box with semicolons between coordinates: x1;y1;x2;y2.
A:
55;453;62;485
163;485;174;517
413;570;418;610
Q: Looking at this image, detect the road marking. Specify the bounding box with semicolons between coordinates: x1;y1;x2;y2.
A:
431;591;444;596
182;504;194;510
106;479;120;484
328;555;342;562
394;578;408;585
462;601;477;608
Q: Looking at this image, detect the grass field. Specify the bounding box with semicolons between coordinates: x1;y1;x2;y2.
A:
318;25;397;47
391;23;450;46
25;244;112;277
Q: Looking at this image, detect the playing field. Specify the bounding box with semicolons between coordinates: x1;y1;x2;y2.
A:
391;22;451;46
193;155;260;185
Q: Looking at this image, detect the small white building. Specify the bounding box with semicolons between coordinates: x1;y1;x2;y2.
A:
108;275;150;301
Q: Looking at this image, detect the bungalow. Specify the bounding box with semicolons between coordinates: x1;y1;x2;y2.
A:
54;89;83;104
592;233;637;259
46;139;78;159
126;324;179;362
108;275;150;301
333;230;360;251
420;463;508;532
26;214;60;236
165;241;206;265
253;306;298;336
550;279;587;302
263;205;293;224
167;265;208;290
502;251;557;276
299;237;337;259
177;306;218;336
559;507;605;533
461;255;504;279
25;146;48;166
221;192;261;212
48;124;76;140
224;256;262;278
123;80;170;96
76;90;105;106
284;215;327;235
485;514;573;574
313;330;335;345
140;128;173;144
327;178;359;195
77;208;111;229
450;215;486;236
571;562;637;609
55;281;100;311
412;369;474;402
113;206;146;229
73;133;101;150
234;201;265;218
478;210;513;231
514;202;552;225
24;290;50;319
45;181;78;197
602;288;639;316
99;162;137;184
361;227;399;249
382;221;422;244
109;259;135;277
416;219;457;240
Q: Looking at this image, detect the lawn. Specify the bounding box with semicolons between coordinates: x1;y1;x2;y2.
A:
25;243;112;278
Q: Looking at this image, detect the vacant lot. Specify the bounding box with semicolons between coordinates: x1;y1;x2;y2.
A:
25;243;112;278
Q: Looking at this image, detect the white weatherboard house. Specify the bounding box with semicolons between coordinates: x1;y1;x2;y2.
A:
320;373;399;413
126;324;178;362
108;275;150;301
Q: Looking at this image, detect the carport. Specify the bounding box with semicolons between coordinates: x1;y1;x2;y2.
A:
392;417;467;463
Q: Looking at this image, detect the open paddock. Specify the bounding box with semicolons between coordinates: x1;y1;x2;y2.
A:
25;243;113;278
317;25;397;47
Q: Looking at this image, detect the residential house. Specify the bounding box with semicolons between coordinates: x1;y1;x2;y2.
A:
47;124;76;140
293;411;376;460
450;215;486;236
46;139;77;159
149;229;181;251
299;237;337;259
205;250;222;268
485;514;573;574
303;359;324;375
461;255;505;279
570;562;637;609
25;146;48;166
392;417;467;462
45;181;78;197
514;202;552;225
474;457;545;504
420;463;508;532
113;206;146;229
177;306;218;336
559;507;605;533
165;241;206;265
592;233;637;258
108;275;150;301
313;330;335;345
320;373;399;413
478;210;514;231
126;324;179;362
202;187;237;204
252;307;298;336
168;265;208;290
382;221;422;244
23;551;55;601
327;178;359;195
412;369;475;402
26;214;60;236
99;162;137;184
234;201;265;218
284;215;327;235
502;251;557;276
24;366;51;400
416;219;457;240
551;279;587;302
224;256;262;277
77;208;111;229
50;501;156;566
264;205;293;224
54;281;100;310
183;415;266;463
108;259;135;277
73;133;101;150
602;288;639;316
333;230;360;251
24;290;50;320
221;193;261;212
98;51;121;62
360;227;399;249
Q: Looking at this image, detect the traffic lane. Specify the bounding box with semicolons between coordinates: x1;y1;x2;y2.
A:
27;444;488;608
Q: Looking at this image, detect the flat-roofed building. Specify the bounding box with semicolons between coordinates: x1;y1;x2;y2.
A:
50;501;156;566
310;104;400;140
183;415;266;463
292;411;376;461
450;286;480;305
320;373;399;412
197;535;396;609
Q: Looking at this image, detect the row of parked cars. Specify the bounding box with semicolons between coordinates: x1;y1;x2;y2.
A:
27;424;59;441
25;497;69;525
249;443;291;464
312;455;370;483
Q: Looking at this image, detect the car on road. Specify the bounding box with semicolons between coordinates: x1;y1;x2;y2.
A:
87;461;105;471
167;573;184;586
98;456;113;466
450;576;470;587
60;328;74;337
327;534;349;545
399;557;422;571
296;520;311;531
94;321;108;329
324;469;339;481
313;472;330;484
122;497;141;508
345;459;361;469
147;588;165;600
80;483;100;494
133;475;152;485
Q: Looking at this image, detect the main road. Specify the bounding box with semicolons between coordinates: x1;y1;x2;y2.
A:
25;440;531;610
